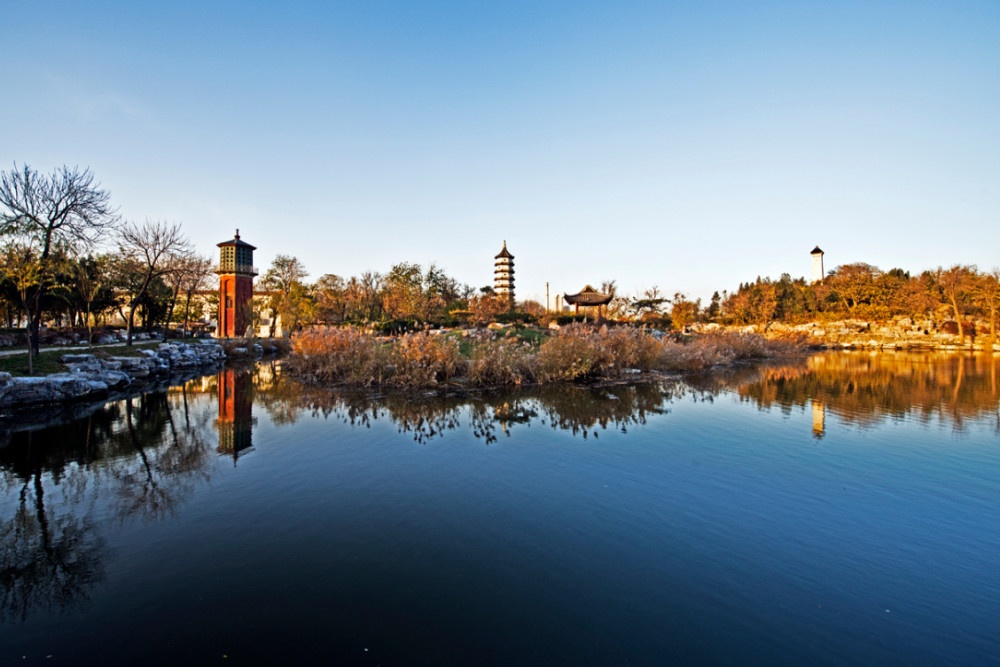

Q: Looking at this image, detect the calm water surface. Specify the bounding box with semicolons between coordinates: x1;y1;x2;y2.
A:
1;351;998;665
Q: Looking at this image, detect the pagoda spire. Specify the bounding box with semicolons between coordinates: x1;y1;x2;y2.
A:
494;241;515;306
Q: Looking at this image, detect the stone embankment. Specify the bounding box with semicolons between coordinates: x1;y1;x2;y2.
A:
0;341;263;411
766;318;997;351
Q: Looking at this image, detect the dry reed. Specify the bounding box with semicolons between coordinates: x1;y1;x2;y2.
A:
289;325;807;388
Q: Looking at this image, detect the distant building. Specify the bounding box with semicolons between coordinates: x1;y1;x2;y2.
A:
810;246;825;284
216;230;258;338
253;292;285;338
494;241;515;306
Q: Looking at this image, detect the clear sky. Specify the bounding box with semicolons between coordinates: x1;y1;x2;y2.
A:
3;1;998;305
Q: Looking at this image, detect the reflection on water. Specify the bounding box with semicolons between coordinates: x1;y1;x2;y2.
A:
0;388;214;622
812;400;826;438
0;351;998;635
216;367;256;460
727;351;1000;434
0;459;106;624
256;378;686;444
248;351;1000;443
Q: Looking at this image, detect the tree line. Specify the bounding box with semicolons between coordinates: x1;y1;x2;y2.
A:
4;163;997;364
718;264;1000;343
257;255;546;334
265;258;998;349
0;164;213;370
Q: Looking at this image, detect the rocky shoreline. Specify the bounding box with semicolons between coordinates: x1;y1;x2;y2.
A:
0;341;273;418
764;319;997;351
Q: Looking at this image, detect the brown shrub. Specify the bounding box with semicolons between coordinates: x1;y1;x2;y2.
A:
466;338;538;386
289;327;385;385
656;331;804;372
536;324;611;381
536;324;664;381
290;328;465;387
387;332;463;387
600;325;663;372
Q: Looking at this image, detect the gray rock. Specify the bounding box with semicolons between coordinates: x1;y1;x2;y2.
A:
98;371;131;388
0;339;250;410
60;353;97;364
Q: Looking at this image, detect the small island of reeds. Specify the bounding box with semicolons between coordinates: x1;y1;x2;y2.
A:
286;323;808;389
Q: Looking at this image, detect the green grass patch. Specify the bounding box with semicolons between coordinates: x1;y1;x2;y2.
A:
509;327;549;346
0;341;161;377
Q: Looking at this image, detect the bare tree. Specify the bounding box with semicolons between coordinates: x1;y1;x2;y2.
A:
177;255;215;337
601;280;630;320
360;271;385;321
116;220;192;345
0;164;117;359
161;253;214;337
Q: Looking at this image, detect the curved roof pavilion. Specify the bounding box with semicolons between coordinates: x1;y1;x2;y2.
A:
563;285;614;316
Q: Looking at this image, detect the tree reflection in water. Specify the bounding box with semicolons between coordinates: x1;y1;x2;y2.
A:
254;362;687;444
716;351;1000;433
112;392;212;523
0;385;215;622
254;352;1000;442
0;439;106;623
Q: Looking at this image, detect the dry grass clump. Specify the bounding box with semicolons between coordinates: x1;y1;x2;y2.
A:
536;326;612;381
536;324;661;381
290;328;462;387
600;325;663;372
289;327;382;384
389;332;463;387
657;331;798;371
466;339;539;386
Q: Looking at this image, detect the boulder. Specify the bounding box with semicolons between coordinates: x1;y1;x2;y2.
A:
59;353;97;364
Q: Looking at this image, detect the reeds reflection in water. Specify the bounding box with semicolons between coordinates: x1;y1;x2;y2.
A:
244;352;1000;443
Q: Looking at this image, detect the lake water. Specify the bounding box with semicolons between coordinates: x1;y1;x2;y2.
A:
1;351;998;665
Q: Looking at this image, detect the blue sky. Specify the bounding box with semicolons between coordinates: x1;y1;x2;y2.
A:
3;1;998;304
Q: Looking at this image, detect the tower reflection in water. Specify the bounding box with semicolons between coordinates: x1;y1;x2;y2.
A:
811;400;826;439
216;367;256;461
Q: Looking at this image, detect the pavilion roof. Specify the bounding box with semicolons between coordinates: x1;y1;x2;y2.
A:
563;285;613;306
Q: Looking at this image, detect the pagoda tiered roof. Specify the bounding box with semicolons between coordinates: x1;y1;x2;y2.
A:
495;241;514;260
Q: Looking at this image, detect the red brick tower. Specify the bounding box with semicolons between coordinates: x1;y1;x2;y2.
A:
216;229;257;338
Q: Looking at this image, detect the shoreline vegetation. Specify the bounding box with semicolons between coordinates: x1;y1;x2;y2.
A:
287;324;809;390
